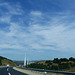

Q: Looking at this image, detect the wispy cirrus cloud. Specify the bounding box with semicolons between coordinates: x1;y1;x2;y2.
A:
0;0;75;60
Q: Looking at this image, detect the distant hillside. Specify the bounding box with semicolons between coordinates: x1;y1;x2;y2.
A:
14;60;39;66
0;56;17;66
28;57;75;72
14;61;24;65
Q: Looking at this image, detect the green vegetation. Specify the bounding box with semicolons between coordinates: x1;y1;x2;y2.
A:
0;56;7;66
0;56;17;66
28;57;75;72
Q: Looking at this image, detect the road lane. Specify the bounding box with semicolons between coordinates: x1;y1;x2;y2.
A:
0;67;8;75
0;67;28;75
9;67;28;75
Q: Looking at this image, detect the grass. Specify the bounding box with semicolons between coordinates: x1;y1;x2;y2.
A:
66;67;75;72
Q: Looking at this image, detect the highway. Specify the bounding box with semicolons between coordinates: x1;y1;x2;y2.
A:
0;67;28;75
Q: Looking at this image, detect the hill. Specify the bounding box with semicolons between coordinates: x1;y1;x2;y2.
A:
28;57;75;72
14;60;40;66
0;56;17;66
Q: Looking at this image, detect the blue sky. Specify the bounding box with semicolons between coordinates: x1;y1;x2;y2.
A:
0;0;75;60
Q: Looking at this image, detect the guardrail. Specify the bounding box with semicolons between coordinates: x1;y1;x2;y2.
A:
26;68;75;75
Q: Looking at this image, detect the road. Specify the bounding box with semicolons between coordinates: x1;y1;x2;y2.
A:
0;67;28;75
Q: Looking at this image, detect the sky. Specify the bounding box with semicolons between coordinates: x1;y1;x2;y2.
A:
0;0;75;60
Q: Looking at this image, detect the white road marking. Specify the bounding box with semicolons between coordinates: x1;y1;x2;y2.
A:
7;68;9;71
8;73;11;75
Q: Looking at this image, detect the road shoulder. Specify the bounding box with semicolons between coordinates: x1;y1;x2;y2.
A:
13;67;45;75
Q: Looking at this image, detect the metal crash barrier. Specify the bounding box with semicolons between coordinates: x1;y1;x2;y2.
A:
27;68;75;75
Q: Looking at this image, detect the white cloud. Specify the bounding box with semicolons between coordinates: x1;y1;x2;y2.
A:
27;11;75;52
0;1;75;55
0;2;23;24
30;11;42;16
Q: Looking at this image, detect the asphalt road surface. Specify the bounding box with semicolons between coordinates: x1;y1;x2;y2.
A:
0;67;28;75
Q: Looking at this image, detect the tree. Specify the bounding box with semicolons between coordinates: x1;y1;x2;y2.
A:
53;58;61;63
51;65;59;70
69;57;75;62
59;63;70;70
60;58;69;62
